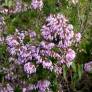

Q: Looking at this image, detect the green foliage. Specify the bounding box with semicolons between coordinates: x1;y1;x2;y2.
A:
62;62;83;91
50;79;58;92
0;44;6;57
0;44;8;62
70;62;84;91
23;35;30;44
43;0;57;15
49;71;58;92
48;56;57;64
22;0;31;3
62;65;68;80
0;72;5;82
2;0;15;8
14;86;22;92
36;64;50;80
71;62;77;73
31;89;38;92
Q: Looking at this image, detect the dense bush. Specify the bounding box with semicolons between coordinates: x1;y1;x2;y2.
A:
0;0;92;92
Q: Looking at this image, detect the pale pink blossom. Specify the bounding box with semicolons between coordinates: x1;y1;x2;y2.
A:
42;61;53;71
24;62;36;74
31;0;43;10
66;48;76;62
75;32;81;42
36;80;50;92
84;61;92;73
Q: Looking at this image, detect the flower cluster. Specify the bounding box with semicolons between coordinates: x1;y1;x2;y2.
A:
6;29;39;76
6;29;36;55
84;61;92;73
36;80;51;92
42;60;53;71
21;80;51;92
6;14;81;74
5;29;60;91
5;13;81;92
24;62;36;74
41;14;81;67
41;14;81;47
0;0;43;14
65;48;76;66
31;0;43;10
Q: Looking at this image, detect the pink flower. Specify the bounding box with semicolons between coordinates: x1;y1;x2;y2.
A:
6;36;19;47
7;47;18;55
84;61;92;73
18;45;32;64
29;31;36;38
22;88;27;92
40;41;55;50
36;80;50;92
31;0;43;10
42;61;53;71
75;32;81;42
66;48;76;62
24;62;36;74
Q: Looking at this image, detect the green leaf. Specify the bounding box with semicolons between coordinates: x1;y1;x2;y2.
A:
63;65;67;80
50;79;58;92
71;62;77;72
0;72;5;82
8;0;13;7
5;0;8;6
77;64;83;80
3;0;13;8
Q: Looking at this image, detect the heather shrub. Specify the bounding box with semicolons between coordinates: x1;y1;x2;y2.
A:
0;0;92;92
